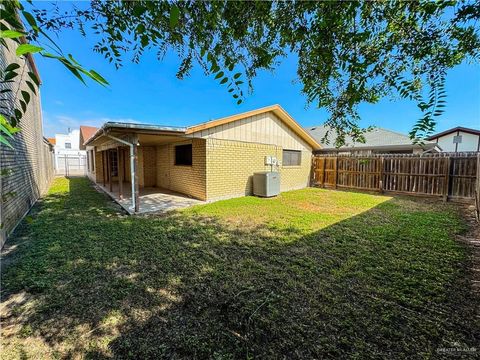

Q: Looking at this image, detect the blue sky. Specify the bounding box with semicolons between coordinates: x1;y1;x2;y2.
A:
32;5;480;137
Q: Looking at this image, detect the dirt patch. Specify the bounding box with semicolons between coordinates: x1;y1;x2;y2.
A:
455;204;480;296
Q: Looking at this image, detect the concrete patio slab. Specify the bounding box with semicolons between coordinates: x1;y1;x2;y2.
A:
95;182;204;214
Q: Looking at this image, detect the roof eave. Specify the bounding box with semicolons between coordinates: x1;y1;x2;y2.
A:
83;122;187;146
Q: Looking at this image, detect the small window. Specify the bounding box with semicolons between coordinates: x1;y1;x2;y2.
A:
453;135;462;144
65;142;72;149
175;144;192;166
282;150;301;166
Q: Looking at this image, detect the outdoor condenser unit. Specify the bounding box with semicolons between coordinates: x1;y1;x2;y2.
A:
253;171;280;197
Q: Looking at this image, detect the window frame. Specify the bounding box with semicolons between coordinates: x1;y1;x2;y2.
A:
64;142;72;149
174;144;193;166
282;149;302;167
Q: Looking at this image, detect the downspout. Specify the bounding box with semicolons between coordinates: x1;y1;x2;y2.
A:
104;133;137;212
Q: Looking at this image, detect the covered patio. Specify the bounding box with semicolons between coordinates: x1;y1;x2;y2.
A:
84;122;206;214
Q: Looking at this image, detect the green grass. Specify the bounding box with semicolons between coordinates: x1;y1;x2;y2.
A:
1;177;477;359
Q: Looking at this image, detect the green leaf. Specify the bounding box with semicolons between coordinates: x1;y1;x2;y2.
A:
88;70;109;86
5;63;20;72
63;64;86;85
0;30;25;39
214;71;224;80
20;100;26;112
170;5;180;28
233;73;241;79
220;77;228;85
237;99;243;105
22;11;38;30
16;44;43;56
14;109;22;121
4;71;17;81
26;80;36;94
0;134;13;149
21;90;30;104
28;71;40;86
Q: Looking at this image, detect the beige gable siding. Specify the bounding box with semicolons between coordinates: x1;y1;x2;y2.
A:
189;111;313;152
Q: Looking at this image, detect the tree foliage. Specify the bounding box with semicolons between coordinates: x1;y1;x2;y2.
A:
3;1;480;147
0;0;107;147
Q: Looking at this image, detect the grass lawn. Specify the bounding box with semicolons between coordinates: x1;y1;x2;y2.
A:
1;177;478;358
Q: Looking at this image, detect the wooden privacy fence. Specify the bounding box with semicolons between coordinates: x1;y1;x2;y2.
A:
312;153;480;202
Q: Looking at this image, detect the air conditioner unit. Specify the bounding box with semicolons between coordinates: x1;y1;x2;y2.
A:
253;171;280;197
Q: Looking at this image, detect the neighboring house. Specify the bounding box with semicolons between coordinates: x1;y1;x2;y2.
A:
306;125;440;155
79;125;98;150
427;126;480;153
84;105;320;212
53;128;87;175
0;39;54;246
47;137;56;146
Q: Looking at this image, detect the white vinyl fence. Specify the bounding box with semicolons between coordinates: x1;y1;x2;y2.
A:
55;153;87;176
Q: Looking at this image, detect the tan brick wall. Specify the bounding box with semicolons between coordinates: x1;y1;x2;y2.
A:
142;146;156;187
279;150;312;192
205;138;312;201
86;146;104;184
155;139;207;200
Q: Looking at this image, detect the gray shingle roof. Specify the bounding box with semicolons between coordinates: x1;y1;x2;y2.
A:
306;125;436;150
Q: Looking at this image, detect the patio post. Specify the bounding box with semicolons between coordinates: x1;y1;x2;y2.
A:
133;144;140;212
102;151;106;186
108;150;113;192
104;134;139;213
118;146;123;199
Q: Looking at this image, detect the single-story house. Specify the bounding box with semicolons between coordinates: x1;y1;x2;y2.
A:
306;125;441;155
427;126;480;153
83;105;321;213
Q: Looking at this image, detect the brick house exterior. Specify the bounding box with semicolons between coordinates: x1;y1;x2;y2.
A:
0;40;54;246
84;105;320;211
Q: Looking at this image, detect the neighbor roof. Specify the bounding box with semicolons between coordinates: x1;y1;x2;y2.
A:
46;137;56;145
80;125;99;143
427;126;480;140
84;105;321;149
307;125;437;151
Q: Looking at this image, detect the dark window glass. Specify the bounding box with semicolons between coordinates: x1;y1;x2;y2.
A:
175;144;192;166
65;142;71;149
110;150;118;176
282;150;301;166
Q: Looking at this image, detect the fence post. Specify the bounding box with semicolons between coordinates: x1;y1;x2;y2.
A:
333;157;338;189
475;153;480;222
443;156;451;202
379;156;384;193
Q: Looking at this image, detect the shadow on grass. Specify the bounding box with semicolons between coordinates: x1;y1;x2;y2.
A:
1;178;478;359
